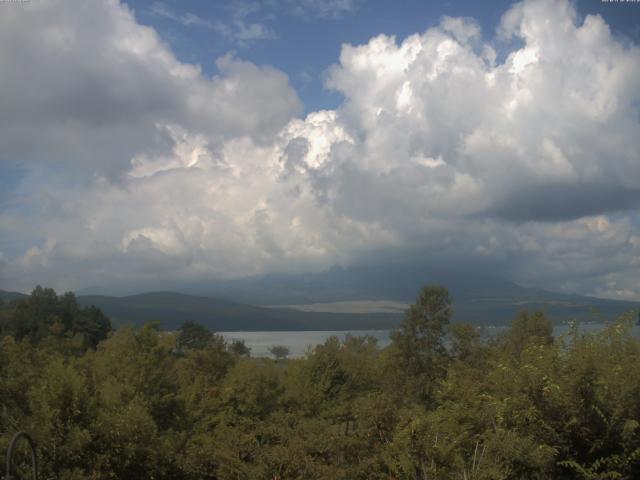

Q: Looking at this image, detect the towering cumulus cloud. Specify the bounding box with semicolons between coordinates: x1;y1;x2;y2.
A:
1;0;639;299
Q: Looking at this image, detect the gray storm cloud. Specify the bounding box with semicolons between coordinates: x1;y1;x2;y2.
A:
1;0;640;300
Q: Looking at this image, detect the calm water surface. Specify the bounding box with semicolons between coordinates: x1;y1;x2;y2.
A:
223;323;640;358
222;330;391;358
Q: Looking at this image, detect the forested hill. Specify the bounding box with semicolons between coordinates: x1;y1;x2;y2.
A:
2;286;638;329
0;289;27;303
75;292;401;331
74;264;639;325
77;290;639;330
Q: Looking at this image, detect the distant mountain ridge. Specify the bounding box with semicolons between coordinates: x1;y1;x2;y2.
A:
0;290;27;302
74;288;635;330
3;267;638;331
191;264;601;306
75;291;400;331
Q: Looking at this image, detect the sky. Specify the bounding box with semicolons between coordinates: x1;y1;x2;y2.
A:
1;0;640;299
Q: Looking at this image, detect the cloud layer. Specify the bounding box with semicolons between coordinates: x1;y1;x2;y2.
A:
1;0;640;299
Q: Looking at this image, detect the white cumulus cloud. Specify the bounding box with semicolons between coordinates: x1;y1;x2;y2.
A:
1;0;640;300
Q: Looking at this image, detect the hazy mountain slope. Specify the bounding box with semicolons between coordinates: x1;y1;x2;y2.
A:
77;288;638;331
77;292;400;331
196;264;563;304
195;265;639;324
452;297;638;325
0;289;27;303
6;267;639;330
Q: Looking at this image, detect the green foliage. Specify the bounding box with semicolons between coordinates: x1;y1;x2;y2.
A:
177;320;215;351
0;286;111;350
390;284;452;403
228;338;251;357
498;310;554;357
268;344;290;361
1;285;639;479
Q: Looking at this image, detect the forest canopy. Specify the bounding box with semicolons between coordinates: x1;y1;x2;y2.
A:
1;285;639;479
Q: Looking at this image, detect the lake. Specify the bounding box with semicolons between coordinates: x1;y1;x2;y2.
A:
222;330;392;358
223;322;640;358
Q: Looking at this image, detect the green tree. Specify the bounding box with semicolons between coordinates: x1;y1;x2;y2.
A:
220;359;284;420
391;284;452;403
268;345;290;361
177;321;214;351
1;286;111;349
228;339;251;357
449;323;486;367
499;310;553;357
